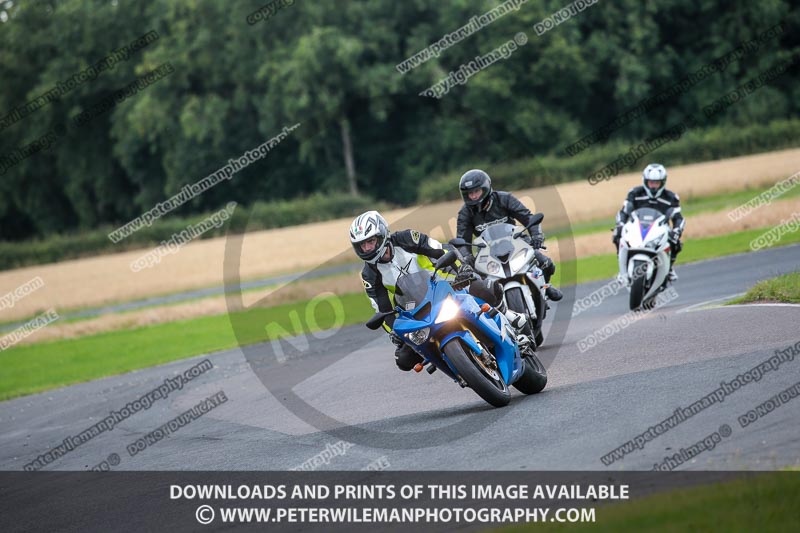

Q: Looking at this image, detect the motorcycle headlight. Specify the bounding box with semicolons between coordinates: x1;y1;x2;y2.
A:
487;261;501;275
649;232;668;249
406;327;430;345
509;249;529;273
435;297;460;324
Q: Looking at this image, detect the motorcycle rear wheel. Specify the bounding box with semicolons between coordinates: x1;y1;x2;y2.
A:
512;353;548;395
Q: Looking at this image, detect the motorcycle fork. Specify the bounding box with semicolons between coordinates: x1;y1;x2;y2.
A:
504;277;538;321
474;340;500;372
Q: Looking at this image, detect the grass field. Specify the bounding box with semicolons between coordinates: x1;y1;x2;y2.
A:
2;228;799;401
0;267;360;329
549;181;800;239
3;183;797;339
500;471;800;532
729;272;800;304
2;148;798;323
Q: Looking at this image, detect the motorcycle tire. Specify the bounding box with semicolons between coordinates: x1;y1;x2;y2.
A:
512;353;548;395
443;339;510;408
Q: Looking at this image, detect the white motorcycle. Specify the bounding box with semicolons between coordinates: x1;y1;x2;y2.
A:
454;213;549;347
618;207;674;310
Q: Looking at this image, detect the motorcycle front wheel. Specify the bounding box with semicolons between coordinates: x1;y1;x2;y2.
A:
506;287;544;347
443;339;510;407
629;260;648;310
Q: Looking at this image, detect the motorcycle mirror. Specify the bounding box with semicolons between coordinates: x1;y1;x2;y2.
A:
448;237;486;248
514;213;545;238
365;311;395;330
435;250;459;270
527;213;544;227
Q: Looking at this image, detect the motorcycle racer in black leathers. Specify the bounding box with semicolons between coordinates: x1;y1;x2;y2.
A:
613;163;685;281
455;169;563;302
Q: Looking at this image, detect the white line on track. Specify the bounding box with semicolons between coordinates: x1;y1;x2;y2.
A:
677;294;800;313
723;303;800;308
676;293;746;314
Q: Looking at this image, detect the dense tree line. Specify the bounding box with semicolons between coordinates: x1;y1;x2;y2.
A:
1;0;798;241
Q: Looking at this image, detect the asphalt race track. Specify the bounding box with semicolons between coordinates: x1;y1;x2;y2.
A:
2;244;798;472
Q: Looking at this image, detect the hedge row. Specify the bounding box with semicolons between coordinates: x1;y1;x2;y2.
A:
0;193;388;270
3;119;798;270
418;119;800;202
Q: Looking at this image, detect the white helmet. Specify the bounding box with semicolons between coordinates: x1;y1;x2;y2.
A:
642;163;667;198
349;210;391;263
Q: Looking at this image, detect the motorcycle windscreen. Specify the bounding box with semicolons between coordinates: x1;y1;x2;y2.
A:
480;223;516;262
479;223;515;242
634;207;662;240
394;271;431;312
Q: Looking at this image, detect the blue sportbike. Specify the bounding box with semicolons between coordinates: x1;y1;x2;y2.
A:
366;250;547;407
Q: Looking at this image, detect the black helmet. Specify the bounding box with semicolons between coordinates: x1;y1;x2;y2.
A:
459;169;492;209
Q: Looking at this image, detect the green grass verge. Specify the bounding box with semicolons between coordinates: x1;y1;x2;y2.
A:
0;292;373;401
728;272;800;305
499;472;800;532
2;228;799;401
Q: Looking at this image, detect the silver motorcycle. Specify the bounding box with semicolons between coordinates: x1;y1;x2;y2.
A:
454;213;549;347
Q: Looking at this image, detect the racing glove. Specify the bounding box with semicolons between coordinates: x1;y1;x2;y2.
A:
612;225;622;245
452;263;474;289
531;234;545;249
389;330;404;348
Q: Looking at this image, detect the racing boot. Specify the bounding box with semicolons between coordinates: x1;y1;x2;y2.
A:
504;309;528;330
668;268;678;282
497;303;533;351
545;286;563;301
668;255;678;282
495;299;527;330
